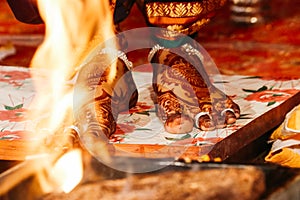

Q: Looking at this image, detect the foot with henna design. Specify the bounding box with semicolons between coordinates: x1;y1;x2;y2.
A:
77;48;138;139
149;42;240;134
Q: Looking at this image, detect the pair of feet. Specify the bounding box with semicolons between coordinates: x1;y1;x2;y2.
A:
88;43;240;138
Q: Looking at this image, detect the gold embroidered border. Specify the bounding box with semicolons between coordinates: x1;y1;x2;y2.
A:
146;2;204;18
152;18;211;39
164;18;211;36
145;0;227;18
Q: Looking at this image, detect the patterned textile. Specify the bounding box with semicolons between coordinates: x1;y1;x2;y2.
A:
142;0;227;37
0;65;299;148
4;0;227;39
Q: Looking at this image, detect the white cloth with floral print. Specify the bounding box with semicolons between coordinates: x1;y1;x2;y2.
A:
0;65;299;147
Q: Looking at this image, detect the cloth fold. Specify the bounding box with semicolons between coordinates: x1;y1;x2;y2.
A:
265;104;300;168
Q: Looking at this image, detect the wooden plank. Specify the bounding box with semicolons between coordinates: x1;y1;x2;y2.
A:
113;143;214;161
0;140;43;161
113;91;300;161
208;91;300;160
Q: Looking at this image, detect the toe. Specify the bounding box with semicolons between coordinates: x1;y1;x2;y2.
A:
224;110;237;124
164;113;194;134
220;108;237;125
226;100;240;119
195;113;215;131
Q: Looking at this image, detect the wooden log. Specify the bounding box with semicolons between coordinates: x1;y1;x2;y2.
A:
41;166;266;200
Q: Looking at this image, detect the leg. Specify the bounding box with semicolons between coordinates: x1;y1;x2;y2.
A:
83;49;138;138
134;0;240;133
150;44;240;133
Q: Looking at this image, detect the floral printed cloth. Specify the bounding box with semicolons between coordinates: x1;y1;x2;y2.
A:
113;71;300;146
0;66;36;140
1;65;299;149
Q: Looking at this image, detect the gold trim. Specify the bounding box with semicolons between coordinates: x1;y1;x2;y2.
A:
165;18;211;35
144;0;227;36
148;16;198;25
145;0;227;18
146;2;204;18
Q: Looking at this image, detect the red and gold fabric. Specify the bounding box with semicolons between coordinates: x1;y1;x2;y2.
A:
139;0;227;38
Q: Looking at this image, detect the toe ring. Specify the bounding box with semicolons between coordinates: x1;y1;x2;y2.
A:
221;108;235;116
194;112;211;128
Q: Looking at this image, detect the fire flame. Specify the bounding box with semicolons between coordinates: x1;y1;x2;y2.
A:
27;0;117;193
30;0;116;130
50;149;83;193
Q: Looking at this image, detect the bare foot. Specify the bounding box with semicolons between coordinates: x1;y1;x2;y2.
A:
81;51;138;138
150;44;240;134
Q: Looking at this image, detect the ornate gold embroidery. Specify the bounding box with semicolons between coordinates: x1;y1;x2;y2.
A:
145;0;226;35
163;18;210;36
146;2;204;18
146;0;227;18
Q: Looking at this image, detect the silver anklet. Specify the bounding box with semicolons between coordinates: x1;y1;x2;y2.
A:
148;43;204;64
99;48;133;70
181;43;204;62
148;44;164;62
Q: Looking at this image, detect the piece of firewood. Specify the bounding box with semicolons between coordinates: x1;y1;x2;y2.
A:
42;166;265;200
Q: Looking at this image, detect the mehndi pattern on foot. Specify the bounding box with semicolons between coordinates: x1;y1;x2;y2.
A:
77;48;138;138
149;43;240;134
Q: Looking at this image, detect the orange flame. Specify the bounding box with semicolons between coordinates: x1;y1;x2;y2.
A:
29;0;116;139
27;0;117;192
50;149;83;193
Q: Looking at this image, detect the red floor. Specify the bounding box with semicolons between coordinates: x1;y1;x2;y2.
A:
0;0;299;80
